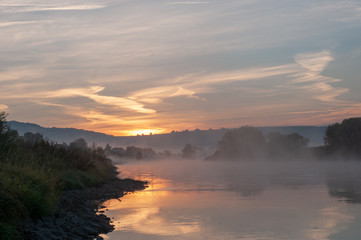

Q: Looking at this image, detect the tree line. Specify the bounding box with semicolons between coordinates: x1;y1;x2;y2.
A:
206;118;361;160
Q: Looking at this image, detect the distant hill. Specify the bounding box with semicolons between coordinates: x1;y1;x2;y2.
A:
9;121;115;145
9;121;327;151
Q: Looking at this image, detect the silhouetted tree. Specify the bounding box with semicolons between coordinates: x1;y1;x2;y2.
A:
123;146;156;160
267;132;309;158
24;132;44;143
0;112;18;162
181;144;197;159
69;138;88;150
136;151;142;160
209;126;266;160
110;147;125;157
324;118;361;157
158;150;172;159
105;144;112;152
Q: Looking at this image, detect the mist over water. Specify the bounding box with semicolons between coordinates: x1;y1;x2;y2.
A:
100;159;361;240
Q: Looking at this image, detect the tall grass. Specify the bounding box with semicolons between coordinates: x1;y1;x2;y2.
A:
0;112;114;240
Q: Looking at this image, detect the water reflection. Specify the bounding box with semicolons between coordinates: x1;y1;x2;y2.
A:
326;168;361;204
101;160;361;240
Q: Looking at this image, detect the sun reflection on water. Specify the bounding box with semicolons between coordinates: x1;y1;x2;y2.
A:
101;173;202;238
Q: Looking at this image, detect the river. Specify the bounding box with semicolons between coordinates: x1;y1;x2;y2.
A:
100;159;361;240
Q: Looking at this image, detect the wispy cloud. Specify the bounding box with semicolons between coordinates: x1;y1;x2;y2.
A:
0;20;51;27
131;85;204;104
25;101;158;136
294;51;333;74
299;82;349;102
2;5;106;13
308;1;361;22
0;69;45;82
0;85;156;114
40;86;156;114
131;50;347;106
289;50;348;103
167;1;209;4
129;64;300;104
0;104;8;111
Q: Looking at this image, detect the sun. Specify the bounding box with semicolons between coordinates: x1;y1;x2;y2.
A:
126;129;165;136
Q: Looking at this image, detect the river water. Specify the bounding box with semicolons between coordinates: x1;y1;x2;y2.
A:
100;160;361;240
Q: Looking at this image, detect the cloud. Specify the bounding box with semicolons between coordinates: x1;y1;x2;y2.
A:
0;69;45;82
308;1;361;22
0;85;156;114
289;50;348;103
0;21;52;27
130;85;204;104
129;64;299;104
22;101;159;136
278;101;361;126
2;5;106;13
40;86;156;114
131;50;346;106
0;104;8;111
192;65;298;85
168;1;209;4
300;82;349;102
294;51;333;74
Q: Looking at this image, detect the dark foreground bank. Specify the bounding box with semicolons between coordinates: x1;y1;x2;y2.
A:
22;177;147;240
0;112;147;240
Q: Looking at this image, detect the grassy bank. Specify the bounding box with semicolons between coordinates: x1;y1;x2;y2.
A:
0;113;114;240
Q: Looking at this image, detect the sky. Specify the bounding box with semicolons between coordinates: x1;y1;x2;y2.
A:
1;0;361;136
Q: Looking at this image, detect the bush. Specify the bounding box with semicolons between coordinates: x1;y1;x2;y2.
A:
58;170;98;190
0;164;59;219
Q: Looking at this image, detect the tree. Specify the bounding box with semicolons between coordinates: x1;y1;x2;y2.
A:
24;132;44;143
69;138;88;150
209;126;266;160
136;151;142;160
267;132;309;158
0;112;18;162
324;118;361;157
181;144;198;159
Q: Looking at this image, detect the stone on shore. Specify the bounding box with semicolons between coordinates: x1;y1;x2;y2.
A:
22;178;147;240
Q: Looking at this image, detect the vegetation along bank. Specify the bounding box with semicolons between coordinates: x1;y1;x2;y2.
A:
0;112;147;240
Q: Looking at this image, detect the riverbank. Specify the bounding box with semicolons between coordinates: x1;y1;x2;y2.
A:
0;113;147;239
22;176;147;240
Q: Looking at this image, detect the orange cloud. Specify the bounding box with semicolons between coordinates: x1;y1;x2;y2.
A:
0;68;44;81
40;86;156;114
0;104;8;111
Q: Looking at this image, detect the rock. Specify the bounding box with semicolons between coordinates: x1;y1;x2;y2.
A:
83;225;99;236
22;177;147;240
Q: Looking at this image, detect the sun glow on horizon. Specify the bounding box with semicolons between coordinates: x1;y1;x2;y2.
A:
124;129;166;136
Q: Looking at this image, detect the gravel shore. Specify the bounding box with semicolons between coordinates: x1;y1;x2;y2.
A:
22;177;148;240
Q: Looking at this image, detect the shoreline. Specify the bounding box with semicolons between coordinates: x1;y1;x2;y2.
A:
22;174;147;240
